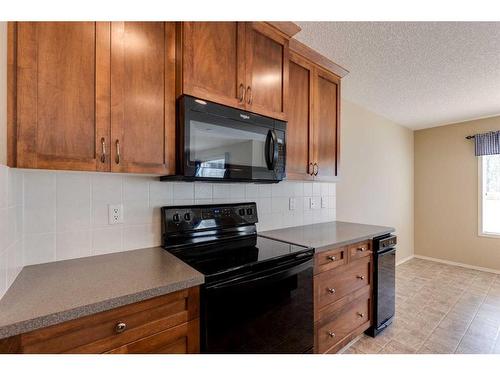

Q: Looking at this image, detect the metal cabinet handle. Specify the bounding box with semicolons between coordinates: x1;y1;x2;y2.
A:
246;86;252;105
327;287;336;294
328;331;336;338
357;312;365;318
356;275;365;280
357;247;366;252
100;137;106;163
327;255;337;261
115;140;120;164
313;163;319;176
309;163;314;176
115;322;127;333
238;83;245;103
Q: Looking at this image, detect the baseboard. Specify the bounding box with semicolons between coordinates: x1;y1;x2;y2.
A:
414;254;500;275
396;254;414;266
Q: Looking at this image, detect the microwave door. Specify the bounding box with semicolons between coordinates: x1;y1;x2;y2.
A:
185;110;276;181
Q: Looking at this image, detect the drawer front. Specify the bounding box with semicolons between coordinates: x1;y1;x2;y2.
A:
314;246;347;274
105;319;200;354
316;296;370;354
20;287;199;354
315;256;370;309
348;240;371;261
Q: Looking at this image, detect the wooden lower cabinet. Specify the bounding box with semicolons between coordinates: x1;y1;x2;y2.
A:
315;294;371;354
313;241;373;354
0;287;199;354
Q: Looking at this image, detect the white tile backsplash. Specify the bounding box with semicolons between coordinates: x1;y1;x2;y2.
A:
0;166;23;299
24;232;56;266
0;166;336;296
56;230;92;261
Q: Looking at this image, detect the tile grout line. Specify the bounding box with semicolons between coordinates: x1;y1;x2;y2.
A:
410;261;461;353
453;273;495;353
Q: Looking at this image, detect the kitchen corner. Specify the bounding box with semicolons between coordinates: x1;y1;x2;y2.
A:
0;218;394;354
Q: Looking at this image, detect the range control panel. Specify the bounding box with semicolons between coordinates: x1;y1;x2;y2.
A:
162;202;258;235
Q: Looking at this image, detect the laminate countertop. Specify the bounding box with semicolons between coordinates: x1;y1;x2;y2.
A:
0;247;204;340
260;221;395;252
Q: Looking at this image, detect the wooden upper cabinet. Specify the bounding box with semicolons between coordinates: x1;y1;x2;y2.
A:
287;51;314;180
180;22;245;109
287;39;347;182
244;22;289;120
313;68;340;181
10;21;176;175
179;22;292;119
110;22;176;174
12;22;110;171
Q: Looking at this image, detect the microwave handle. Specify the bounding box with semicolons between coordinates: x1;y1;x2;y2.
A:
265;129;278;170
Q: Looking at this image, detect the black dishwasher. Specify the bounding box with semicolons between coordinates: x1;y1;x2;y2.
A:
366;234;397;337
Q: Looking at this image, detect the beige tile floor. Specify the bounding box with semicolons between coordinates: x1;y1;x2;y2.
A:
342;258;500;354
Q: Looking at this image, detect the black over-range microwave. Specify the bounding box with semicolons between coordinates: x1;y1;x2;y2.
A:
161;95;286;183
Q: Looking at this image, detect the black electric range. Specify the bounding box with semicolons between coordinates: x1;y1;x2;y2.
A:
162;202;314;354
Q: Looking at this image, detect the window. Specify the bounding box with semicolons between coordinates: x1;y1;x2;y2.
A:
480;154;500;236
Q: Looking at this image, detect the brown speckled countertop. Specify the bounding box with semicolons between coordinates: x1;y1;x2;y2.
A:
0;247;204;340
260;221;394;252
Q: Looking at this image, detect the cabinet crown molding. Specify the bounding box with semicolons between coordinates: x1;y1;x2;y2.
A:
289;38;349;78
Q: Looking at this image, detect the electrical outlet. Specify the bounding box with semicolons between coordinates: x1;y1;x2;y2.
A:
289;197;296;211
108;204;123;224
309;197;317;209
321;196;328;208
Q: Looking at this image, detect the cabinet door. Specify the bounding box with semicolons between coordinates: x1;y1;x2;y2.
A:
110;22;176;174
287;51;314;180
15;22;110;171
181;22;245;109
313;68;340;181
244;22;288;120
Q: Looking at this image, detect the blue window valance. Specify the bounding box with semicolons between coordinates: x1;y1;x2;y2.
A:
471;131;500;156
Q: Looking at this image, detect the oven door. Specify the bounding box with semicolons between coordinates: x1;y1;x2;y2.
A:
201;257;313;353
180;96;286;182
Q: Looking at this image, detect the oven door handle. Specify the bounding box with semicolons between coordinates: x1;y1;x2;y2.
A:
265;129;278;171
206;256;313;291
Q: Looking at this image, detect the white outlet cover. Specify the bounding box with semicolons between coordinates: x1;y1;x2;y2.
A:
108;204;124;224
289;197;296;211
309;197;317;209
321;196;328;208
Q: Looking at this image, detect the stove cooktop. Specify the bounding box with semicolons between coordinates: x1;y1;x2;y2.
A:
166;235;311;280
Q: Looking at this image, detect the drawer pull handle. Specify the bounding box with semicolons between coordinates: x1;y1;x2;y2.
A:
357;247;367;252
356;275;365;280
357;312;365;318
328;331;336;338
327;255;337;261
115;322;127;333
327;287;336;294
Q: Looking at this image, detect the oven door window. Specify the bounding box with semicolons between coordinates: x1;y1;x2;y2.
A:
186;112;277;179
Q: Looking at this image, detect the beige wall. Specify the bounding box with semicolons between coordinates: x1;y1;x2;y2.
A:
0;22;7;166
415;116;500;271
338;99;414;263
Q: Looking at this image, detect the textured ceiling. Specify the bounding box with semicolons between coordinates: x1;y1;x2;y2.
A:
295;22;500;129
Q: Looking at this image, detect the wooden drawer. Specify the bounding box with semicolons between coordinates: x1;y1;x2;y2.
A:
105;319;199;354
348;240;371;261
4;287;199;354
315;295;370;354
314;246;347;274
314;256;370;311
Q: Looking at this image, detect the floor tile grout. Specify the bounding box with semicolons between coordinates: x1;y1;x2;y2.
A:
452;273;491;353
345;258;500;354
